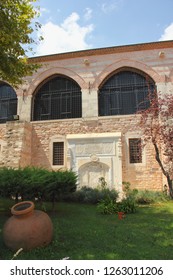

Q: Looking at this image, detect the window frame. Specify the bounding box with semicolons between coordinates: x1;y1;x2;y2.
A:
0;83;17;123
33;76;82;121
129;138;142;164
98;70;155;117
50;136;66;169
52;141;65;166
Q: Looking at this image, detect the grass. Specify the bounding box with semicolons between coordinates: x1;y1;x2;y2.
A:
0;199;173;260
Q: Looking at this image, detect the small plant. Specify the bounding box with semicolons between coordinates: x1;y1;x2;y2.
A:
97;182;138;215
135;189;170;204
98;177;107;190
97;196;117;214
116;197;137;213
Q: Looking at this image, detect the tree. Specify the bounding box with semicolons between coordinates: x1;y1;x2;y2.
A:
138;89;173;198
0;0;42;86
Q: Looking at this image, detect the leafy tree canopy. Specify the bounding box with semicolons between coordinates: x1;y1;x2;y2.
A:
0;0;42;86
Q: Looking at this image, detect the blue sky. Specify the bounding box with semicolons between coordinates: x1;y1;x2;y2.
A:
33;0;173;56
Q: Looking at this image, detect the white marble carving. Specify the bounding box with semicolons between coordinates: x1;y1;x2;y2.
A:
67;132;122;191
79;162;109;188
76;142;113;155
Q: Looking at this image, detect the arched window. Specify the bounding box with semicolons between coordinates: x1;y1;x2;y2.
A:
33;76;82;121
0;83;17;123
98;70;155;116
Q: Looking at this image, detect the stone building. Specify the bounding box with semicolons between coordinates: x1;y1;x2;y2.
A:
0;40;173;192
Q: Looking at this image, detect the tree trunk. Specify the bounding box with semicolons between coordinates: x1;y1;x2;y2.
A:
166;175;173;199
153;141;173;199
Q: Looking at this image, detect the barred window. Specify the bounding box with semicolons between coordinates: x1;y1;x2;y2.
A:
53;142;64;166
33;76;82;121
129;138;142;164
0;83;17;123
98;70;155;116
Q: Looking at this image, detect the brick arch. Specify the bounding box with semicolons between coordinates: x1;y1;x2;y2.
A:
27;67;87;96
93;59;163;89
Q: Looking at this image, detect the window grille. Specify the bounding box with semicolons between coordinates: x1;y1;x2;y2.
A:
53;142;64;166
0;83;17;123
129;138;142;163
99;71;155;116
33;76;82;121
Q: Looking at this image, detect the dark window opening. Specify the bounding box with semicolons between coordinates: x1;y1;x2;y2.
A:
0;83;17;123
99;71;155;116
53;142;64;166
129;138;142;164
33;76;82;121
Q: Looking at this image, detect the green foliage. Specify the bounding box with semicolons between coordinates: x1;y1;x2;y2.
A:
97;196;117;214
116;197;137;213
0;167;77;207
123;181;170;204
97;196;137;215
64;186;119;204
97;182;138;215
0;0;42;86
135;189;170;204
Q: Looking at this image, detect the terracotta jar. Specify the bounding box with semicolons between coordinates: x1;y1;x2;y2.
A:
3;201;53;251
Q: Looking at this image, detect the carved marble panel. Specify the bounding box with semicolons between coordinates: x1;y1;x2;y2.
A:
76;142;113;156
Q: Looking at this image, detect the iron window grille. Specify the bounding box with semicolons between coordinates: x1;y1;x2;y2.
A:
129;138;142;163
33;76;82;121
98;71;155;116
53;142;64;166
0;83;17;123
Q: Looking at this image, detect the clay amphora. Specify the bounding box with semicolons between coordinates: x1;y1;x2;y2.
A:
3;201;53;251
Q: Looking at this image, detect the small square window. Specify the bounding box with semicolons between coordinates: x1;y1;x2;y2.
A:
53;142;64;166
129;138;142;163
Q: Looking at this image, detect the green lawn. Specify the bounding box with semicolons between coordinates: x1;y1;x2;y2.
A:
0;200;173;260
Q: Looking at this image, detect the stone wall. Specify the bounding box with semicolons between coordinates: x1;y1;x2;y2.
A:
0;121;32;168
1;41;173;191
31;115;162;191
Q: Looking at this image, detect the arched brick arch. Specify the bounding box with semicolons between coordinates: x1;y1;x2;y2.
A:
93;59;164;89
27;67;87;96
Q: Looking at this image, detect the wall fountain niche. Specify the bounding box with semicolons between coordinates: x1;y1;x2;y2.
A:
67;132;123;191
79;160;109;188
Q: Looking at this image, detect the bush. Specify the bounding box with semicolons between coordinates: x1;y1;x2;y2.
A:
97;182;138;215
97;195;138;215
97;196;117;214
0;167;77;207
135;189;169;204
116;197;137;213
122;181;169;205
64;186;119;204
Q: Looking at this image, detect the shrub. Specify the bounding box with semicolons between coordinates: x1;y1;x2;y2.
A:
97;196;117;214
0;167;24;202
116;197;137;213
0;167;77;208
64;186;119;204
135;189;169;204
97;196;137;215
97;182;138;215
122;181;169;205
43;170;77;210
